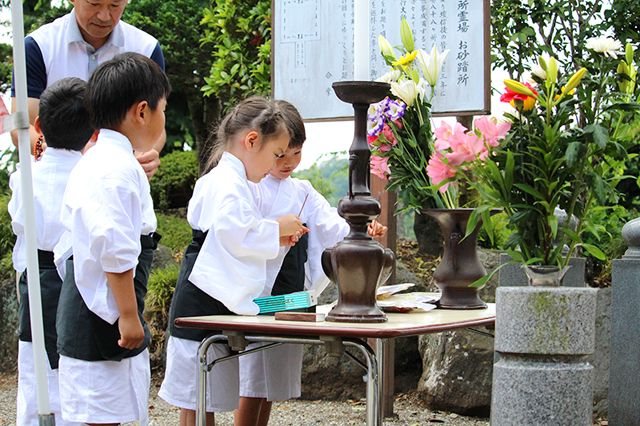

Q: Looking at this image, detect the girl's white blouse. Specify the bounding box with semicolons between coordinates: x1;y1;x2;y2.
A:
187;152;280;315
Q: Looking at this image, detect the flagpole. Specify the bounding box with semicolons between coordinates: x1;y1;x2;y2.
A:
10;0;54;423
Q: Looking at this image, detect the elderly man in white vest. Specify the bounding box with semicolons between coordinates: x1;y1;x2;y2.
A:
10;0;166;179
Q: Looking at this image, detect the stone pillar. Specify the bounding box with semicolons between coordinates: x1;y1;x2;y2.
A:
610;218;640;425
491;287;597;425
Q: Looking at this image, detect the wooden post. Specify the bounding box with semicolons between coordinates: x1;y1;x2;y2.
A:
369;173;396;417
370;174;397;283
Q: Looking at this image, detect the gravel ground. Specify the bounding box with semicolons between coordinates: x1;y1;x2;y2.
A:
0;373;491;426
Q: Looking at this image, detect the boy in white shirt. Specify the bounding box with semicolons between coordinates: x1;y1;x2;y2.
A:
56;52;170;426
9;77;96;426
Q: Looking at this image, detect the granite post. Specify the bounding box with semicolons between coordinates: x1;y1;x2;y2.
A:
491;286;597;425
610;218;640;425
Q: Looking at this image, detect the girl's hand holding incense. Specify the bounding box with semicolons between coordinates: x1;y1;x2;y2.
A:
276;214;309;238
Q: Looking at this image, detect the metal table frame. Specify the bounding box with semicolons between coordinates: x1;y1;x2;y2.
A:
177;304;496;426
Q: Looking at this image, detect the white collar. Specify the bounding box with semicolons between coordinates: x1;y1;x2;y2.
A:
95;129;134;155
66;9;125;51
219;151;248;178
39;147;82;163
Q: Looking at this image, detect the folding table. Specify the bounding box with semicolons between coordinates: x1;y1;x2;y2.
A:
175;303;496;426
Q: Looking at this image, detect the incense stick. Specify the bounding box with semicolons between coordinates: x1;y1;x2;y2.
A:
298;193;309;217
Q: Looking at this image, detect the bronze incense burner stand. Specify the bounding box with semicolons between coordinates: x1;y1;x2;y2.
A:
322;81;396;323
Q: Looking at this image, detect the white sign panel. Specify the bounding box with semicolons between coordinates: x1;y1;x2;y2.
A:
272;0;489;120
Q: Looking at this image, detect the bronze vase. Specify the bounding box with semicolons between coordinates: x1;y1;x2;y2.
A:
423;208;495;309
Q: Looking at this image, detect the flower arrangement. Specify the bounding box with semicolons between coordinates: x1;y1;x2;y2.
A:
427;37;640;268
367;18;450;212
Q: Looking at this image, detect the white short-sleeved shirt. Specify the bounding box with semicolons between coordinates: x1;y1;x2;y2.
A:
250;174;350;297
187;152;280;315
8;148;82;272
11;9;164;99
59;129;156;324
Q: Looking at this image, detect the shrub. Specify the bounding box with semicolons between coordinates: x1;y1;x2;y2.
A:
150;150;198;210
0;193;16;263
144;264;180;371
155;212;192;256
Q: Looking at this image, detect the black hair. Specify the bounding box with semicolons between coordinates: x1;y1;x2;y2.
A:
206;97;289;171
274;100;305;149
85;52;171;130
38;77;94;151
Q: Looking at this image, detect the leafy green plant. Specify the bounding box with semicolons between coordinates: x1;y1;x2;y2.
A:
583;204;635;281
144;264;180;369
0;193;16;261
201;0;271;112
491;0;609;80
155;212;192;256
472;43;638;267
150;150;198;210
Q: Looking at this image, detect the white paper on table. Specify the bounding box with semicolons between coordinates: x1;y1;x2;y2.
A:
377;292;440;313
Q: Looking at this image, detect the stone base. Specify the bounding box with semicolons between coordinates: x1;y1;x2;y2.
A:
492;287;597;426
492;355;593;425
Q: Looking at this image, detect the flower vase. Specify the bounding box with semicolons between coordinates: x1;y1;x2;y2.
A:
423;208;496;309
523;265;571;287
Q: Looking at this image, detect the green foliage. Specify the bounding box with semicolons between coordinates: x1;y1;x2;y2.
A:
155;212;192;255
123;0;218;159
583;204;635;280
0;193;15;262
0;43;13;93
491;0;608;79
162;92;196;154
472;51;637;266
605;0;640;45
145;264;179;327
144;264;179;368
150;150;198;210
477;212;510;250
293;154;348;207
201;0;271;112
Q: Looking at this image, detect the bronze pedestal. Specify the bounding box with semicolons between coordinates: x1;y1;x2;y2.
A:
323;81;396;323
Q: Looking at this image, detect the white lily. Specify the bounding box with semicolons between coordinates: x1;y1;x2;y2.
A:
378;34;397;61
417;79;428;102
390;79;420;106
416;44;450;87
586;36;623;59
531;66;547;81
376;70;402;83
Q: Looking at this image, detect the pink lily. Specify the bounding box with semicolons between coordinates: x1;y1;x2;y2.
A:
426;151;456;193
370;155;391;179
474;116;511;147
446;133;485;166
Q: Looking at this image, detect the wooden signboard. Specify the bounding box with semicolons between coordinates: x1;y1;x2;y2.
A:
272;0;491;120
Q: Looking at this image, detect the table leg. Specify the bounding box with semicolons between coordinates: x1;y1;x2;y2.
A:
375;339;385;421
196;335;226;426
345;339;380;426
194;335;382;426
